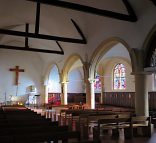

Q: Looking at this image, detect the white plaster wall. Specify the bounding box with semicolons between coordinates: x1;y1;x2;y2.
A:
0;0;155;103
48;65;61;93
84;1;156;61
148;74;155;91
0;0;156;75
103;58;135;92
0;49;44;103
68;68;84;93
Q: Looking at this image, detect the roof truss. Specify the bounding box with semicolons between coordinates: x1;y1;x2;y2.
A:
0;1;87;54
0;18;86;54
27;0;137;22
151;0;156;6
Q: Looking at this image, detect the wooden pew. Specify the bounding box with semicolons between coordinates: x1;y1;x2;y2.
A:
8;125;80;143
0;106;81;143
93;114;131;141
13;130;80;143
60;108;133;140
79;112;131;139
0;135;14;143
129;116;153;138
93;115;153;141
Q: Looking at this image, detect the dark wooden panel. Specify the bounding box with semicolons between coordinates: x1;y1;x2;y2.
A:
104;92;135;108
28;0;137;22
48;93;61;105
67;93;86;104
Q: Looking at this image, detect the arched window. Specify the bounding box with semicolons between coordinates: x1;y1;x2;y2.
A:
113;63;126;90
94;73;101;90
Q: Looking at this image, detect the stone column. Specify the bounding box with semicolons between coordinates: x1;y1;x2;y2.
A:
89;79;95;109
39;84;47;106
135;73;149;116
100;76;104;104
61;82;68;105
83;62;91;107
44;85;49;104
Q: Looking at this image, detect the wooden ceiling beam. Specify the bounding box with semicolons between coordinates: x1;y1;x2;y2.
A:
0;44;64;54
151;0;156;6
25;23;29;48
27;0;137;22
71;19;87;44
35;2;40;34
0;28;86;44
122;0;137;21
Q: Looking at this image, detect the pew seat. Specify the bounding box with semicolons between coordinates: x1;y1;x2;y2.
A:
129;116;153;138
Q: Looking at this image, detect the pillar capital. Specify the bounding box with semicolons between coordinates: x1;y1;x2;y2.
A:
61;81;69;84
88;78;96;83
83;61;90;69
61;81;68;105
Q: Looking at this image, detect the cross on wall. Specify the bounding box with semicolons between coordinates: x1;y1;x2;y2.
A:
9;66;25;85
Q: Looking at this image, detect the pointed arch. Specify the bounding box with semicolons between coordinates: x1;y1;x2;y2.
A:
89;37;137;79
44;62;61;85
44;62;61;103
62;54;84;82
61;54;85;104
143;24;156;67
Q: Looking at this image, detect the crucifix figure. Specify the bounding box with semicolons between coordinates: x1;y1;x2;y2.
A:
9;66;25;85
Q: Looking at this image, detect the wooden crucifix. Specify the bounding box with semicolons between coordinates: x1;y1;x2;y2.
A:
9;66;25;85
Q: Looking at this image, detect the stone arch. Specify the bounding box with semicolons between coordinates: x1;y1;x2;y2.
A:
62;54;84;82
44;62;61;85
61;54;84;105
143;24;156;67
44;62;61;103
89;37;137;79
103;57;134;92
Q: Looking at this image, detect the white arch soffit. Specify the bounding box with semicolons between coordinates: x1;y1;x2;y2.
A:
89;37;136;79
99;57;132;72
62;54;84;82
44;63;60;85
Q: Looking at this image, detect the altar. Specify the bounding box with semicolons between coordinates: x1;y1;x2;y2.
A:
10;94;29;105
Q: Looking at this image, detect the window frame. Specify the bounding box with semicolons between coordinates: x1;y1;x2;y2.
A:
113;63;126;90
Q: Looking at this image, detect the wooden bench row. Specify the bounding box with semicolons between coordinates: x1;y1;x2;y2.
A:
0;106;81;143
93;115;153;141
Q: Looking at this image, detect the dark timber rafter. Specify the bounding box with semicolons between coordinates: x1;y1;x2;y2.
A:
0;1;86;54
25;23;29;48
35;2;40;34
0;23;64;54
27;0;137;22
151;0;156;6
0;28;86;44
0;19;86;44
0;18;86;54
0;45;64;54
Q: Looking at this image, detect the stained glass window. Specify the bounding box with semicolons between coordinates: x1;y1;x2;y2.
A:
113;63;126;90
94;73;101;90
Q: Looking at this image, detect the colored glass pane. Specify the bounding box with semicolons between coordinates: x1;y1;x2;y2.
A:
94;73;101;89
113;63;126;90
